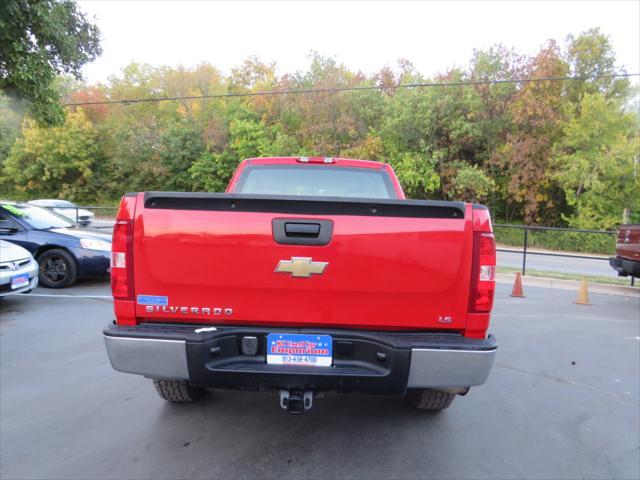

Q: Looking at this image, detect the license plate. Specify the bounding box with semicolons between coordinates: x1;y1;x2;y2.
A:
10;273;29;290
267;333;332;367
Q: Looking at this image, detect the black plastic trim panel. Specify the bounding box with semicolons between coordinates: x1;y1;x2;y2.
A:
187;333;410;393
142;192;466;219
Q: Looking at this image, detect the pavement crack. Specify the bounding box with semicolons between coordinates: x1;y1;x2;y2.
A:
496;363;640;406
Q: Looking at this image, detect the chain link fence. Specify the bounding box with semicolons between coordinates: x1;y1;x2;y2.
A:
493;224;635;286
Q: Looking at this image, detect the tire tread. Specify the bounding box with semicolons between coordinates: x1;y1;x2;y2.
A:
407;388;456;410
152;379;204;402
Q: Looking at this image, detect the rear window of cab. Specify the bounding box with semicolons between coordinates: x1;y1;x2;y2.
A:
234;165;397;199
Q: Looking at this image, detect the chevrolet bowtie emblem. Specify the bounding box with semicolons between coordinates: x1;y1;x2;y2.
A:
275;257;328;278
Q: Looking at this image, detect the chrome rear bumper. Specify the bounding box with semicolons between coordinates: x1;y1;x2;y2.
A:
104;325;496;390
104;335;189;380
408;348;495;388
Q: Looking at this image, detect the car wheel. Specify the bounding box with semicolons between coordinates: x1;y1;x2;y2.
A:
37;249;78;288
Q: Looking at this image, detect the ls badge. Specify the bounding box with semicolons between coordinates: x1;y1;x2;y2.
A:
275;257;328;278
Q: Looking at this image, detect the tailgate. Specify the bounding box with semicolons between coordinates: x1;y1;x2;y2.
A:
133;193;473;330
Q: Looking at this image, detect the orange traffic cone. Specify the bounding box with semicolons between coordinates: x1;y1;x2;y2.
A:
574;278;591;305
510;272;525;298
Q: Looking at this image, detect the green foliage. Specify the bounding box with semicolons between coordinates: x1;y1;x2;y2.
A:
0;0;101;126
565;28;630;104
189;120;302;191
451;163;495;202
552;93;640;229
387;150;441;197
189;151;236;193
2;109;102;201
1;30;638;233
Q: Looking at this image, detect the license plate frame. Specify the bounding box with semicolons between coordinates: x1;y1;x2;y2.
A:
266;333;333;367
10;273;30;290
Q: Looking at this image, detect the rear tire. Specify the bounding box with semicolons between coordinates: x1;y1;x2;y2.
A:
152;379;205;403
37;248;78;288
406;388;456;410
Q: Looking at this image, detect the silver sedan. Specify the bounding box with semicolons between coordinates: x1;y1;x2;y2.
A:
0;240;39;297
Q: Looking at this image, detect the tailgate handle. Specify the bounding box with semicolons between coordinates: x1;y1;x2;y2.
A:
272;219;333;246
285;222;320;237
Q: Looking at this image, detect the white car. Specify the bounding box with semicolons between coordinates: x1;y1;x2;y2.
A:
0;240;38;297
27;199;95;225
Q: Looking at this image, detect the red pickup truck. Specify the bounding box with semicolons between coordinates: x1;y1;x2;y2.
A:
104;157;497;413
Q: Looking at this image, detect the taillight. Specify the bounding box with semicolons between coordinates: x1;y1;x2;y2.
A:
469;232;496;312
110;219;134;300
464;205;497;344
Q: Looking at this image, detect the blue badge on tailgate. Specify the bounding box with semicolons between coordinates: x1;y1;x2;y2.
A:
137;295;168;306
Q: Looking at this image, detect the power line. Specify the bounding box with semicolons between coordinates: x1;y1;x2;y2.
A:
63;72;640;107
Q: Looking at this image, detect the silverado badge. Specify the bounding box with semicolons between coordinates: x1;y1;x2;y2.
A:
275;257;328;278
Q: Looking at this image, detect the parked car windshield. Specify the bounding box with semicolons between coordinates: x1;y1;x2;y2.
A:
234;165;396;199
1;204;73;229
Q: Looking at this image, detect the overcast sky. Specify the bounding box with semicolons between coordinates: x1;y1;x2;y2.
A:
78;0;640;84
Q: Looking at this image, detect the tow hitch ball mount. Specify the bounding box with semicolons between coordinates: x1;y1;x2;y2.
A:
279;389;313;414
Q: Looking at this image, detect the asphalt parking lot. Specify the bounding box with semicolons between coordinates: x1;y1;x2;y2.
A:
1;282;639;480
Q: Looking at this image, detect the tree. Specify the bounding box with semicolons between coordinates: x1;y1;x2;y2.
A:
0;0;101;125
450;163;495;203
189;118;302;192
67;86;109;123
552;93;640;229
229;56;277;91
189;119;270;192
2;109;102;200
468;46;523;218
470;46;523;162
565;28;630;105
278;53;366;155
493;41;569;224
387;150;440;199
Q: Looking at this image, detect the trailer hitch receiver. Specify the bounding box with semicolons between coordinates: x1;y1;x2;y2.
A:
279;390;313;414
